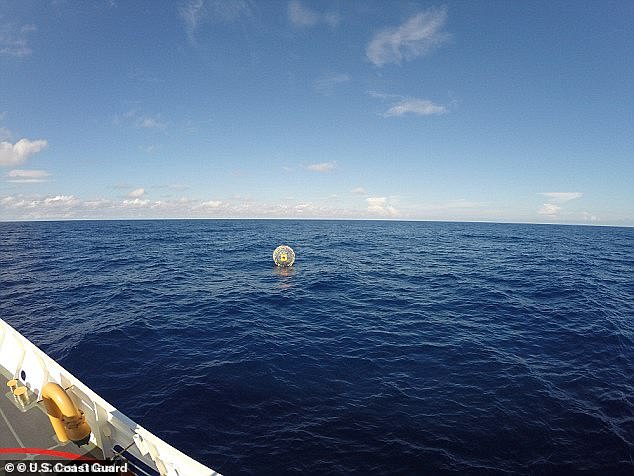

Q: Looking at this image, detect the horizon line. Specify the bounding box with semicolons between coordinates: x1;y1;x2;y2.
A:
0;217;631;229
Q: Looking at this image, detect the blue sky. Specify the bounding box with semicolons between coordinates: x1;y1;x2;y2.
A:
1;1;632;224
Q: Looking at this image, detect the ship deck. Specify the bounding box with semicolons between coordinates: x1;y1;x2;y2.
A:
0;371;104;462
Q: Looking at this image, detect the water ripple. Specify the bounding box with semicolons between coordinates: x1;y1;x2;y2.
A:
1;220;633;474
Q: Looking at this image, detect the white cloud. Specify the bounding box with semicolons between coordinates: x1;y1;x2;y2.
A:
198;200;222;208
367;196;399;217
114;109;167;130
581;211;598;223
369;91;450;117
0;24;36;57
122;198;151;207
537;193;584;219
366;8;449;67
384;98;447;117
539;192;583;203
179;0;204;42
128;188;145;198
538;203;561;216
180;0;253;43
351;187;367;195
288;1;340;28
138;116;167;130
6;169;50;183
43;195;77;206
314;73;350;96
0;138;48;167
83;199;111;210
307;161;336;173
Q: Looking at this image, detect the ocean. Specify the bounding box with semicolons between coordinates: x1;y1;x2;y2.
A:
0;220;632;475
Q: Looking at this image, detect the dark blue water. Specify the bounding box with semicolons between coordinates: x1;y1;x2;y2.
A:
1;220;632;475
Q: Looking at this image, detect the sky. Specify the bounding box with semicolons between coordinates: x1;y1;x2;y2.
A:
1;0;633;225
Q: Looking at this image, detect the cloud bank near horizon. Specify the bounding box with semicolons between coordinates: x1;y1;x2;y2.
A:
0;192;610;225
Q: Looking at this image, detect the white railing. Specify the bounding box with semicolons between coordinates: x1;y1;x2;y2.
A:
0;318;221;476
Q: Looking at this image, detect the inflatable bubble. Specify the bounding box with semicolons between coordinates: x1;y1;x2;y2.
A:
273;245;295;267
